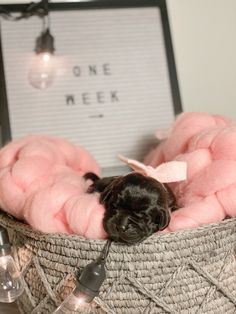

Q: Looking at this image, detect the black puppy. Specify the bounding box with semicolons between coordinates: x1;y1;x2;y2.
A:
84;172;177;244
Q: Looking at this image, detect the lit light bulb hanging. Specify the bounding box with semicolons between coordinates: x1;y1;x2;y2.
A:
53;240;111;314
0;226;24;303
28;0;56;90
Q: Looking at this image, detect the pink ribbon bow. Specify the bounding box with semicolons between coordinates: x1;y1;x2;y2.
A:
118;154;187;183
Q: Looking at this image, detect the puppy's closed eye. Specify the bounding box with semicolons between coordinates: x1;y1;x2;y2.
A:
155;207;171;231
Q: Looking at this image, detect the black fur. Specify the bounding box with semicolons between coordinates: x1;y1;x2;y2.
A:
84;172;177;244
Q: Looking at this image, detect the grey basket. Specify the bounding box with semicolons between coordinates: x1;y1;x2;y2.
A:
0;211;235;314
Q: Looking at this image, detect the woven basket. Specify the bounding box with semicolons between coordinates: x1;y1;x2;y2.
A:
0;211;235;314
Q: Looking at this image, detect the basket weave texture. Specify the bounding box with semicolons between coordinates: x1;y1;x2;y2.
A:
0;211;235;314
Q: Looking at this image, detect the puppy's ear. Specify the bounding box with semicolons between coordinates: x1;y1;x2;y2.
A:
83;172;100;183
156;207;171;231
100;177;122;204
99;177;119;204
89;176;117;195
100;184;113;204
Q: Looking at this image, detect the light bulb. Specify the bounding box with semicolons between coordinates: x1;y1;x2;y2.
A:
53;260;106;314
28;28;56;90
53;240;111;314
0;227;24;303
0;255;24;303
53;291;90;314
28;52;55;90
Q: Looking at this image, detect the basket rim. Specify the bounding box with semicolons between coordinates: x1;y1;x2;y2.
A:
0;210;235;247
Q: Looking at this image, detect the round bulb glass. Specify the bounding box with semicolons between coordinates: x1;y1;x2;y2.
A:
53;291;90;314
0;255;24;303
28;52;56;90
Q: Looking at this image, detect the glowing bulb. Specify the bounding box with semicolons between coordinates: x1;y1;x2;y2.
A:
28;28;56;90
53;291;90;314
53;240;112;314
0;227;24;303
52;259;105;314
28;52;55;90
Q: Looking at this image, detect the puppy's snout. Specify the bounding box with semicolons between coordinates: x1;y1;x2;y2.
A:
119;216;130;231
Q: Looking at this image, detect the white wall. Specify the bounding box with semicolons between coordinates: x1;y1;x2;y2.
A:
1;0;236;119
167;0;236;118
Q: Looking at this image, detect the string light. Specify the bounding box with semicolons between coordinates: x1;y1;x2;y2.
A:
0;0;56;90
0;226;24;303
53;240;111;313
28;0;56;90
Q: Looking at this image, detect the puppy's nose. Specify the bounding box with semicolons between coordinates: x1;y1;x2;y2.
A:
120;216;130;231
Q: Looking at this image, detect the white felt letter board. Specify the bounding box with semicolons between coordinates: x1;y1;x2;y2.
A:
0;1;181;173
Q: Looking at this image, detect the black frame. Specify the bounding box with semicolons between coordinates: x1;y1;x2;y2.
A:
0;0;182;144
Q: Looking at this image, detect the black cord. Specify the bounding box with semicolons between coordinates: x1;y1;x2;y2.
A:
0;0;48;21
99;239;112;263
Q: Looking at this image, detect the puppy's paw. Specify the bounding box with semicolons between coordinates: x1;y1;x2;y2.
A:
83;172;100;183
87;184;96;194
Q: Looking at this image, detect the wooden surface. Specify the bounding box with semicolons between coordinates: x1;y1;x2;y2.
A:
0;302;20;314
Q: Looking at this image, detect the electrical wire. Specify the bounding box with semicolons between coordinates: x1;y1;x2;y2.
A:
99;239;112;263
0;0;48;21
